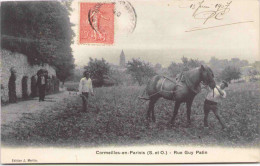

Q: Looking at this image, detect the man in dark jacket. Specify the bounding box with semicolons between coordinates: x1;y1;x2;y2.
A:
37;73;48;101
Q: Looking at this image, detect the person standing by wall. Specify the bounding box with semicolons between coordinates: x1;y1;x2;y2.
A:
37;73;47;102
8;68;17;103
78;71;94;112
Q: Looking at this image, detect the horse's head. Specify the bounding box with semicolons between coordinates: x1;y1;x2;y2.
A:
200;65;216;89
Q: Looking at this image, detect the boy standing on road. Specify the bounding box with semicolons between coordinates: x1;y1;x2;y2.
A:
79;71;94;112
203;80;228;129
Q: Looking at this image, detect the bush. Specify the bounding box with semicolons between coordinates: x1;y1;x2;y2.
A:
167;57;203;77
84;58;110;87
220;66;241;83
126;58;156;85
108;69;133;86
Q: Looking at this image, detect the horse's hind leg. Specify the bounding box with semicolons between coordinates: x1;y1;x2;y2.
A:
169;101;181;125
147;97;159;122
186;97;195;127
151;97;159;122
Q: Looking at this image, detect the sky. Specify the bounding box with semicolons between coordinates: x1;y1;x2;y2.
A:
70;0;259;67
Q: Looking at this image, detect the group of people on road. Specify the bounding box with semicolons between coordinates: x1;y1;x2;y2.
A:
8;68;49;103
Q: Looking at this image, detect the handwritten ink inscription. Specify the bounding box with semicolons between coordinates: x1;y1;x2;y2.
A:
189;0;232;24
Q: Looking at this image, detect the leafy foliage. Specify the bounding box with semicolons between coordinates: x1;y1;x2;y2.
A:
1;1;75;82
209;57;248;74
252;61;260;72
84;58;110;86
126;58;156;85
220;66;241;83
168;57;203;77
108;69;133;86
248;69;259;81
167;62;184;77
181;57;202;68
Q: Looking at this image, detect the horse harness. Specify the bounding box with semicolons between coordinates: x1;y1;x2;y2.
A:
144;71;205;99
145;76;183;99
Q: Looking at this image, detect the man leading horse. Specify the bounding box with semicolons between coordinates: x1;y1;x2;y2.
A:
203;80;228;129
140;65;216;127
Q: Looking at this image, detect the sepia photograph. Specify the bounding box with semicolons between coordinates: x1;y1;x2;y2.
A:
1;0;259;164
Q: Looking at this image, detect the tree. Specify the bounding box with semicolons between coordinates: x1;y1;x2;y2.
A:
168;57;203;77
67;65;85;82
185;58;202;68
248;68;259;81
167;62;184;77
220;66;241;83
126;58;156;85
252;61;260;72
108;69;133;86
1;1;75;82
84;58;110;86
209;57;248;71
154;63;162;71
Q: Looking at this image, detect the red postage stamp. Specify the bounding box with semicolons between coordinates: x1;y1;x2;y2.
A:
79;3;114;45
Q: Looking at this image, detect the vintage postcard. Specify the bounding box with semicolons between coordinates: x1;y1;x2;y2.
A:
1;0;259;164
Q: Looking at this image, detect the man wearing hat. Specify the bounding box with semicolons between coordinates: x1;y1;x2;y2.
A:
203;80;228;129
37;72;48;102
78;71;94;112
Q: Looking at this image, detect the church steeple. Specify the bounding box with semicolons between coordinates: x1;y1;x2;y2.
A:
120;50;126;67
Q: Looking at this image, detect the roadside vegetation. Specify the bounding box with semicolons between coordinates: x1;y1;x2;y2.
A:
2;82;259;147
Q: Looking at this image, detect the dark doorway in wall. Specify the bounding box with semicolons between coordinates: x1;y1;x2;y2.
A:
31;75;38;97
22;76;29;99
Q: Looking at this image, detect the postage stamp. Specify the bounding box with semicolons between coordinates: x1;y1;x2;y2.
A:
79;3;114;44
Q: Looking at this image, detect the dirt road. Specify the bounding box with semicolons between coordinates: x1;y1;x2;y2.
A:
1;91;73;126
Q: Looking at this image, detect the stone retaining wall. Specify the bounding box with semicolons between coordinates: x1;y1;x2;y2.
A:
1;49;57;103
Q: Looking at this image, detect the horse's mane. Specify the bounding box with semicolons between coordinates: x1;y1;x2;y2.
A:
175;65;214;94
183;67;202;94
205;66;214;77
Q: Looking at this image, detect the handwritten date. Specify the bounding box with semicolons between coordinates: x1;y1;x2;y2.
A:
190;0;232;24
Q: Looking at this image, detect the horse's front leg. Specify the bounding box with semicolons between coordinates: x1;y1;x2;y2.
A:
151;107;156;122
146;101;153;121
147;98;158;122
169;102;181;125
186;97;194;127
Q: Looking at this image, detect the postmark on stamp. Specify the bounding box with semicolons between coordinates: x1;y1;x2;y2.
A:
79;3;114;44
114;1;137;34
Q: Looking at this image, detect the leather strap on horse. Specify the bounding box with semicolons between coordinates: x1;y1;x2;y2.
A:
161;78;166;92
160;77;182;93
138;76;183;100
163;75;176;83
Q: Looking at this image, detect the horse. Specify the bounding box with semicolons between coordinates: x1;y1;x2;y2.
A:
140;65;216;127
